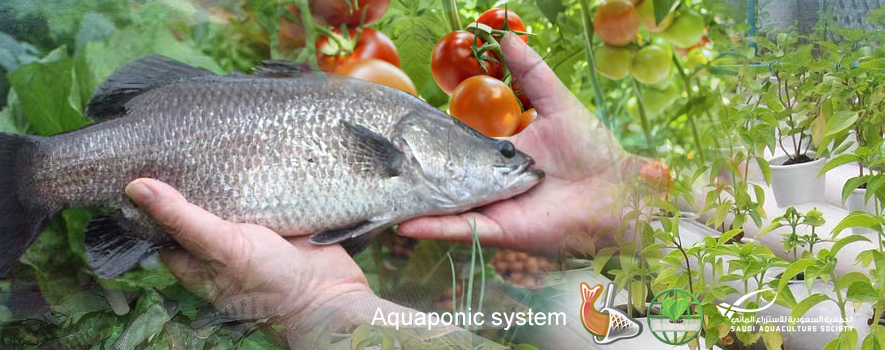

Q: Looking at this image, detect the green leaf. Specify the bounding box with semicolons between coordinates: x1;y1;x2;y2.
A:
652;0;679;26
847;280;879;303
718;229;744;245
631;280;648;315
777;259;816;294
842;176;872;205
7;46;91;135
762;330;784;350
757;220;784;239
824;111;858;138
830;235;870;256
790;293;831;326
756;155;772;184
866;175;885;204
835;272;872;291
832;212;882;238
379;0;446;98
823;328;857;350
535;0;565;24
593;246;618;275
820;154;860;176
862;325;885;350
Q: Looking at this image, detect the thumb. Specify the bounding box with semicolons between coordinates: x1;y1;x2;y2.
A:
125;178;250;264
500;32;584;119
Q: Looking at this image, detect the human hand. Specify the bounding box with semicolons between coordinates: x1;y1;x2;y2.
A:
398;33;638;254
123;178;372;328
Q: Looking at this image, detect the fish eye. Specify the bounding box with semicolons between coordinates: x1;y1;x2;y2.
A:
497;141;516;158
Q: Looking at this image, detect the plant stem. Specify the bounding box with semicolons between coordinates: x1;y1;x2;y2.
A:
672;53;705;163
632;77;655;153
831;271;849;327
578;0;623;181
442;0;461;33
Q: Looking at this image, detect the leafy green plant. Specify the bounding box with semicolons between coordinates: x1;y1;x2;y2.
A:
759;207;827;259
775;233;871;349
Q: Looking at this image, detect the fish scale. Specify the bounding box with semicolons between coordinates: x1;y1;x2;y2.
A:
0;56;543;278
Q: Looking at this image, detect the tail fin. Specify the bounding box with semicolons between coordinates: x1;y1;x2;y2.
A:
0;133;46;277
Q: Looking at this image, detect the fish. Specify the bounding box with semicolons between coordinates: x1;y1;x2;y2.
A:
0;55;544;278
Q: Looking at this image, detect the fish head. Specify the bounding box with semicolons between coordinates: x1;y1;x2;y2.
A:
396;111;544;211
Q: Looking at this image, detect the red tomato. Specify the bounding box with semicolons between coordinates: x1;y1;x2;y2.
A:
511;79;532;111
431;31;500;95
334;59;417;96
639;160;673;188
593;0;640;46
316;28;400;71
514;108;537;135
449;76;522;137
309;0;390;27
477;8;529;43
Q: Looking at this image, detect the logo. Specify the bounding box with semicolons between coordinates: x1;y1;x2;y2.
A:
716;288;777;318
647;288;703;345
579;282;642;344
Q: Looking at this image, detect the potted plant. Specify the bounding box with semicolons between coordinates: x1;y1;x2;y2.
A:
747;33;828;207
816;27;885;230
757;207;826;260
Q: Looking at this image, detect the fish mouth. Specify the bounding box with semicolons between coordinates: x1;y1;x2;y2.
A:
500;158;544;187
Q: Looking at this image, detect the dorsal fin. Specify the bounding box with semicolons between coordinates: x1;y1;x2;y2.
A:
86;55;215;121
253;59;328;78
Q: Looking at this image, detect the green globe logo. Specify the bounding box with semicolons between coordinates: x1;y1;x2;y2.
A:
648;288;703;345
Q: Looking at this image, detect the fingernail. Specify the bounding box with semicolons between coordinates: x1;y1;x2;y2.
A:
125;180;155;204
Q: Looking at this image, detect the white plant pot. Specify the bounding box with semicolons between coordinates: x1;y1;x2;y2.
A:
846;188;877;235
768;152;826;208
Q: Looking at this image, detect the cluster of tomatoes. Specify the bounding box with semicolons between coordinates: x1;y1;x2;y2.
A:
431;8;537;138
592;0;711;118
278;0;419;96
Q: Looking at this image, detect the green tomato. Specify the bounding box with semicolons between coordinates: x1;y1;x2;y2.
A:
662;81;681;106
594;45;634;80
637;0;675;33
632;45;672;85
651;36;673;57
626;96;639;119
648;66;676;90
663;10;705;48
626;89;671;119
642;88;670;117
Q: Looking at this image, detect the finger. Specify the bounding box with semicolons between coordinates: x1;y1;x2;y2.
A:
396;213;507;245
160;250;223;301
125;178;251;264
500;32;584;118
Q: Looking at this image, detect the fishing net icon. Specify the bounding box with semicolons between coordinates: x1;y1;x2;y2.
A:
580;282;643;344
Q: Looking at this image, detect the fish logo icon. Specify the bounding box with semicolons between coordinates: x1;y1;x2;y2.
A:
580;282;642;344
716;288;778;318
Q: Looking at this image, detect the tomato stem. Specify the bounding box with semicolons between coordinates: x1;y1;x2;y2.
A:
489;29;536;36
290;0;318;66
466;25;511;80
631;77;656;153
672;52;706;163
578;0;623;181
442;0;461;33
314;25;353;56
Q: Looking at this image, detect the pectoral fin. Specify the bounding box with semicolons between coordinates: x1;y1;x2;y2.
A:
340;120;404;178
85;214;163;279
309;219;388;248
